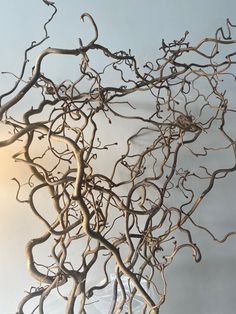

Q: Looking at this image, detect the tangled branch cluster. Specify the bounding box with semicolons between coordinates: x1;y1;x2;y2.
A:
1;2;236;313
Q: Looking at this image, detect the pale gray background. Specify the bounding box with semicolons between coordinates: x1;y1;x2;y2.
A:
0;0;236;313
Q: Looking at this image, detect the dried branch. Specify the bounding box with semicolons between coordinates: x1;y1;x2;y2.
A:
1;2;236;313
